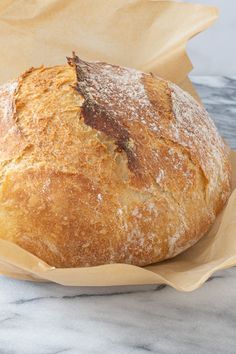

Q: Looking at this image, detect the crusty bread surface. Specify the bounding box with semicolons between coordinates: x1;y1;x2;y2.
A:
0;55;231;267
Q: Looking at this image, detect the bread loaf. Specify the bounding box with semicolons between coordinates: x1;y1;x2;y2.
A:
0;54;231;267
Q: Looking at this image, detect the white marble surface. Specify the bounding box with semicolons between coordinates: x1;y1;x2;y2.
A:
0;76;235;354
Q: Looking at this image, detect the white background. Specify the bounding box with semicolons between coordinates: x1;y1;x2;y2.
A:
186;0;236;75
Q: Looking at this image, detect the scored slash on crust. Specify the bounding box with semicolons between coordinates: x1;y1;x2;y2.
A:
67;52;141;174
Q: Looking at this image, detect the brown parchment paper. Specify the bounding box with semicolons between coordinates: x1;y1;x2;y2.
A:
1;0;234;292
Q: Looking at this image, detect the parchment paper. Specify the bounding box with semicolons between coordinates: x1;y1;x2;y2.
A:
1;0;234;291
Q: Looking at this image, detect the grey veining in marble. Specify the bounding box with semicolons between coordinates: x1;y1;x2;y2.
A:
0;270;236;354
192;76;236;149
0;76;235;354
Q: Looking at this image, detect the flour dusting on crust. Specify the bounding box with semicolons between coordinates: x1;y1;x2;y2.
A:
0;81;18;121
169;82;229;197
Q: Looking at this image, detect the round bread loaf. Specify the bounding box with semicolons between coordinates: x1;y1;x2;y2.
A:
0;54;231;267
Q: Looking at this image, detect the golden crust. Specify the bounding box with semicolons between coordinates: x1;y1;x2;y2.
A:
0;58;232;267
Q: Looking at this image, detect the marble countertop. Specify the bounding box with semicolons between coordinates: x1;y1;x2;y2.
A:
0;76;235;354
